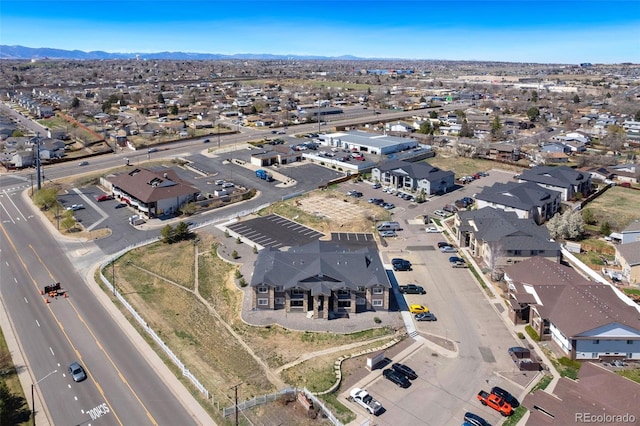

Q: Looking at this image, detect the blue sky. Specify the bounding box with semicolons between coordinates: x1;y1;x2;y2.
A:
2;0;638;64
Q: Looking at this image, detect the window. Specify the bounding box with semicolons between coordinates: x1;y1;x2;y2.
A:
373;288;383;295
291;288;304;295
291;300;303;307
356;298;366;305
594;340;600;344
372;300;383;307
258;286;268;293
257;299;268;306
275;297;285;305
337;289;350;296
275;286;284;292
357;286;365;292
628;340;633;345
338;300;351;308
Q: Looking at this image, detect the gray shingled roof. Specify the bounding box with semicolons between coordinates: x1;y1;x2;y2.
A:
505;257;640;336
251;240;391;292
523;362;640;425
457;207;559;251
375;159;454;182
475;181;559;211
108;167;199;203
519;165;589;189
617;240;640;266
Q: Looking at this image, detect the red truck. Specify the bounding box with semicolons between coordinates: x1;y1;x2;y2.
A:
477;390;514;416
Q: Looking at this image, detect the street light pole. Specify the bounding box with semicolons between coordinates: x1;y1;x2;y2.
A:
32;369;57;426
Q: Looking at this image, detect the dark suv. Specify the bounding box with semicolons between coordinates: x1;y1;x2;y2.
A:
392;260;412;271
382;368;411;388
392;363;418;380
491;386;519;408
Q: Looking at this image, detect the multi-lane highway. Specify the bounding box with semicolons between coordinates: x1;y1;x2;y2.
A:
0;186;208;424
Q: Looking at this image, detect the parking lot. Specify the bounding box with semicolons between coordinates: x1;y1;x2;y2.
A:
226;214;325;249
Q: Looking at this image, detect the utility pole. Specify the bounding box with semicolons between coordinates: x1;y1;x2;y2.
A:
230;382;242;426
112;260;116;296
35;132;42;190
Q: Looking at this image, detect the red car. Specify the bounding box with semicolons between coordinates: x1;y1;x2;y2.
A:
96;194;113;202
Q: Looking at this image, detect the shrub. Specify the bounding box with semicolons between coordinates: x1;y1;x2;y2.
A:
231;250;239;259
253;245;258;254
239;278;247;287
517;332;525;339
235;269;243;278
525;325;540;341
236;236;242;244
373;317;382;324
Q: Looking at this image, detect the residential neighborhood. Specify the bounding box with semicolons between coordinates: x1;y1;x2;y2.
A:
1;56;640;426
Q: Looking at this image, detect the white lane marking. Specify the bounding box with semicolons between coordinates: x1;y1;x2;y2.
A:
49;347;55;356
35;320;40;327
24;297;28;303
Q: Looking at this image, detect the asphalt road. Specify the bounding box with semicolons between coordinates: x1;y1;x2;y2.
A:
0;190;202;425
337;174;525;426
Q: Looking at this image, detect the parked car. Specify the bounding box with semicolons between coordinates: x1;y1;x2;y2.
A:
415;312;437;321
449;256;465;264
222;182;234;188
437;241;452;248
392;363;418;380
78;161;89;166
392;260;411;271
379;230;397;238
491;386;520;408
392;258;410;265
382;368;411;388
425;226;440;233
409;304;428;314
440;246;458;253
464;412;492;426
372;183;382;189
114;203;127;209
68;361;87;382
95;194;113;202
65;204;84;211
433;209;449;218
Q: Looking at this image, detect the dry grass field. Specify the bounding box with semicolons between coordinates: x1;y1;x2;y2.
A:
582;186;640;232
110;213;395;423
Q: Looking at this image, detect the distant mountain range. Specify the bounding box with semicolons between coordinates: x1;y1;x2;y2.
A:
0;45;375;61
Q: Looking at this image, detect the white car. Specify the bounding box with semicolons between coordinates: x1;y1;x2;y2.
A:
433;209;449;218
425;226;441;233
379;230;397;238
65;204;84;211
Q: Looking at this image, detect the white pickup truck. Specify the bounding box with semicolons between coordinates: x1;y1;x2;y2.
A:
349;388;383;416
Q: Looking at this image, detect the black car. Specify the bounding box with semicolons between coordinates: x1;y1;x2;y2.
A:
114;203;127;209
392;363;418;380
382;368;411;388
464;412;492;426
491;386;520;408
437;241;452;248
392;260;412;271
391;258;410;265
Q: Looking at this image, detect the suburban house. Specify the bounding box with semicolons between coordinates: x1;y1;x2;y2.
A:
610;163;640;184
371;159;455;195
474;181;561;224
487;142;520;162
517;165;592;201
104;167;200;218
455;207;561;269
523;362;640;425
250;239;391;320
504;256;640;361
616;241;640;285
579;165;616;182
